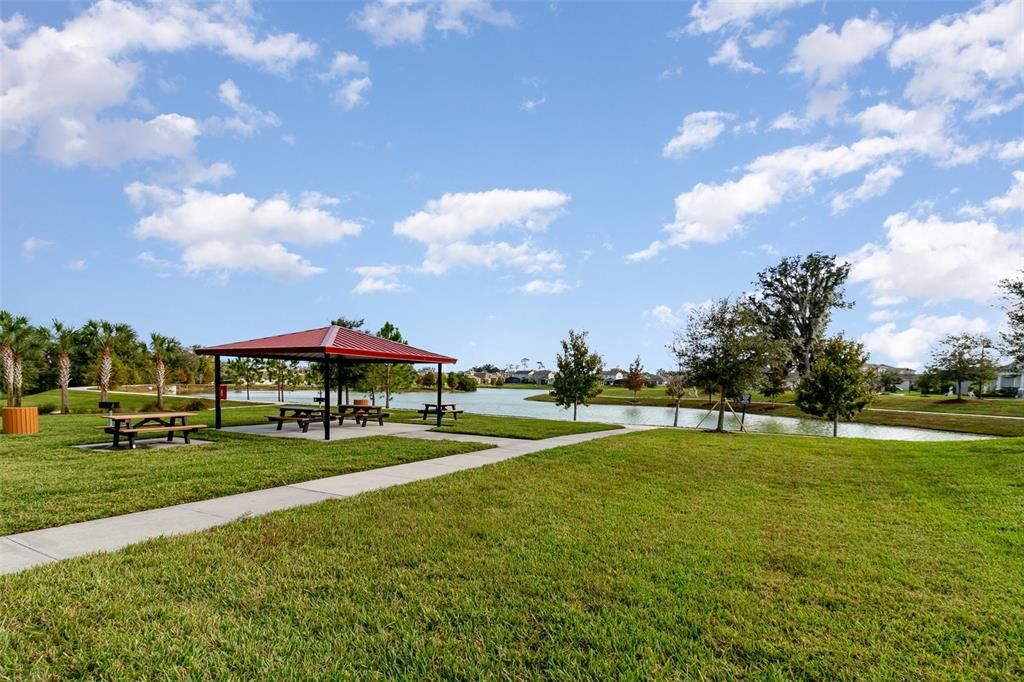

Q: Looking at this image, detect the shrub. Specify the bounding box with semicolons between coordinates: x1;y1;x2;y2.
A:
179;398;210;411
35;403;58;415
456;374;478;392
139;400;161;412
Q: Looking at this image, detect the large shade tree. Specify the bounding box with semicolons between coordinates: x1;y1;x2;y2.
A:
550;329;603;421
999;270;1024;368
675;299;786;432
748;253;853;379
928;334;996;400
795;335;874;437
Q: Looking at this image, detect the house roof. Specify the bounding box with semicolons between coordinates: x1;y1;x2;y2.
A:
197;325;457;364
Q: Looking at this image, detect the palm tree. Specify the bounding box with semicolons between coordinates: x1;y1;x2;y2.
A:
96;321;115;402
1;312;34;407
149;333;182;409
51;320;77;414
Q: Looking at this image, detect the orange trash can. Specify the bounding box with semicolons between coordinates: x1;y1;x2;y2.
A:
2;407;40;435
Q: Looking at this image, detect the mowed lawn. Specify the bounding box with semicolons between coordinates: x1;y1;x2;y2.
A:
2;430;1022;678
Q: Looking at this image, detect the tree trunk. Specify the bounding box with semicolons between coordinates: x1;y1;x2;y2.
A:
673;397;680;427
59;352;71;414
385;365;392;408
12;356;23;407
2;344;14;404
99;351;112;402
832;416;838;437
573;402;578;421
716;389;726;432
155;358;165;409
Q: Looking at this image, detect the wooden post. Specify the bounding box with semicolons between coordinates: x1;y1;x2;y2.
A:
214;355;222;429
324;356;332;441
436;362;442;427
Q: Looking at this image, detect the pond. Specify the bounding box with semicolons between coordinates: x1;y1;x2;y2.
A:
205;387;988;442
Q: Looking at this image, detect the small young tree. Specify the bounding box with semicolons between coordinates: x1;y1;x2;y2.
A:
794;335;873;437
928;334;993;400
149;333;183;409
421;370;436;388
446;371;458;391
914;370;939;395
625;355;645;400
875;368;904;393
676;299;785;432
551;329;604;421
759;364;788;405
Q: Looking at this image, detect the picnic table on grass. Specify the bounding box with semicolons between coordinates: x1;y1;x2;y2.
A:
266;405;326;433
417;402;464;421
97;412;205;449
335;404;390;427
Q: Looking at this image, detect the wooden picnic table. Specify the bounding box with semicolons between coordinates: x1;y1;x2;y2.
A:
98;412;204;449
335;404;390;427
418;403;463;420
267;405;326;432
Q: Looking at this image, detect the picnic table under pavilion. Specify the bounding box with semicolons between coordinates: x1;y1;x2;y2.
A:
197;325;457;440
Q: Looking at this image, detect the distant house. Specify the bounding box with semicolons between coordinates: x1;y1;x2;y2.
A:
602;368;625;386
533;370;555;385
469;371;498;385
505;370;535;384
866;363;917;391
993;368;1024;396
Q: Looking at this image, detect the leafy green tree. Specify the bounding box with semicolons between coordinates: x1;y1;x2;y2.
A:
265;360;300;402
472;363;501;373
550;329;604;421
456;374;478;392
759;364;789;404
874;368;904;393
420;370;436;388
625;355;645;400
748;253;853;378
225;358;265;400
375;321;407;407
446;371;458;391
51;320;77;414
665;339;690;428
999;269;1024;368
675;299;786;432
333;316;367;403
795;335;873;437
928;334;995;400
914;370;939;395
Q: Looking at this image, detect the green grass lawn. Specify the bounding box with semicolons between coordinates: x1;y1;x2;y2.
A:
394;411;621;439
2;429;1021;678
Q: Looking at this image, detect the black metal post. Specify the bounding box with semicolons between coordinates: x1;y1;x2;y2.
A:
436;362;442;427
214;355;222;429
324;356;331;441
337;360;343;407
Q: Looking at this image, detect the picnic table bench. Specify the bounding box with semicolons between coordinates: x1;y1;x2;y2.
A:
417;403;464;420
266;405;326;433
335;404;390;427
97;412;205;449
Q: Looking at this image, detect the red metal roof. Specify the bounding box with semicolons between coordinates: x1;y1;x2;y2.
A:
197;325;457;364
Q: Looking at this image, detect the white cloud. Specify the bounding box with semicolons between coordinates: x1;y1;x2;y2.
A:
520;96;546;111
967;92;1024;121
788;13;892;85
128;185;363;280
34;113;200;166
868;309;898;322
519;279;568;295
352;264;407;293
982;171;1024;214
1;0;316;161
996;139;1024;161
830;163;902;214
282;134;296;145
643;304;682;327
708;38;761;73
324;51;369;79
684;0;810;34
210;80;280;135
394;189;570;275
659;66;685;80
69;259;87;270
746;25;786;48
888;0;1024;104
355;0;512;46
805;85;850;123
861;314;989;369
136;251;175;277
662;111;733;159
770;111;808;131
22;237;54;259
849;211;1024;303
336;77;373;110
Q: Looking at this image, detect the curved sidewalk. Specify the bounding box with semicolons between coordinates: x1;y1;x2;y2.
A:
0;425;652;575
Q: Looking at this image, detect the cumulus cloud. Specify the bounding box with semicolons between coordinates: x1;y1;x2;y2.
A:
321;51;372;110
849;212;1024;303
643;300;713;327
996;139;1024;161
888;0;1024;104
662;111;733;159
746;25;786;48
861;314;989;368
336;77;373;110
708;38;761;73
830;163;902;214
34;113;200;166
208;80;280;135
355;0;512;46
1;0;317;162
684;0;810;34
519;279;568;295
127;185;362;280
519;96;546;111
22;237;54;259
394;189;569;275
352;264;407;293
982;170;1024;214
788;13;893;85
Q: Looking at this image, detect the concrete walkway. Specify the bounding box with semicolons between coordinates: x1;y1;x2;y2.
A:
0;425;651;575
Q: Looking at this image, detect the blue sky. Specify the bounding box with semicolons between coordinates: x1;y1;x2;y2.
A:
2;0;1022;371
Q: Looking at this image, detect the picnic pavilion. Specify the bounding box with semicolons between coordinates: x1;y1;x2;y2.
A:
197;325;457;439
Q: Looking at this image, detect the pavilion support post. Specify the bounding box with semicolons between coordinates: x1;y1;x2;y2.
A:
337;360;344;407
324;356;332;441
214;355;222;429
436;362;443;427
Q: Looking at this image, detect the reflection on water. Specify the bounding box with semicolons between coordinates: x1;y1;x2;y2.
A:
205;388;988;442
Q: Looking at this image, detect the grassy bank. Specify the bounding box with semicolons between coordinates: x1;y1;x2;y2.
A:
526;389;1024;437
2;429;1021;677
396;411;620;439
